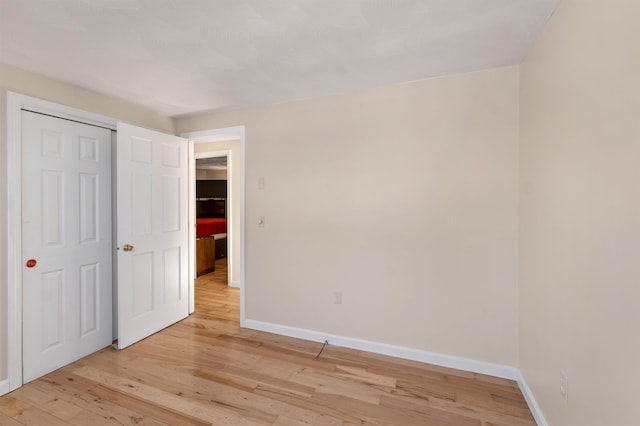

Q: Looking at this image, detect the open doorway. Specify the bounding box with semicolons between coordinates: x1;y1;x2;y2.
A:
194;152;236;319
194;154;229;280
184;126;245;326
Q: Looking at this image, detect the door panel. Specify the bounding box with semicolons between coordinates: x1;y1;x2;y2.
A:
42;270;64;349
116;123;189;349
22;111;112;383
79;173;99;243
79;263;99;336
42;171;64;246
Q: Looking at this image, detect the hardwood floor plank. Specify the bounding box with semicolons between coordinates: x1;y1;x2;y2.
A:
334;365;397;388
379;393;533;426
0;258;536;425
83;349;343;425
77;379;211;425
0;412;24;426
9;386;84;421
31;370;174;426
312;391;480;426
74;365;258;425
196;365;316;399
0;397;30;418
9;405;71;426
251;385;365;425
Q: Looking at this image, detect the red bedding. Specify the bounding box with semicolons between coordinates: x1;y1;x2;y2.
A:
196;218;227;237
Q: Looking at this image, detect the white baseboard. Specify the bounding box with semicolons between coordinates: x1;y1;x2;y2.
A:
229;280;240;288
517;370;548;426
0;379;9;396
244;319;518;380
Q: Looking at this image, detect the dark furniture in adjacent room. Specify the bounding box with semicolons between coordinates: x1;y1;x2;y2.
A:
195;196;228;276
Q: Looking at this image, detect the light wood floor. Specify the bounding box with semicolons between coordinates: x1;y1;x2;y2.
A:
0;258;535;425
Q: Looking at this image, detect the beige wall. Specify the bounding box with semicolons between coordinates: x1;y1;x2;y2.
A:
178;67;520;366
195;141;241;286
196;169;228;180
519;0;640;424
0;63;174;384
0;63;174;133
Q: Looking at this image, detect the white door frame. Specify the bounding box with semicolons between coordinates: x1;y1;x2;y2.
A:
181;128;246;327
5;92;118;393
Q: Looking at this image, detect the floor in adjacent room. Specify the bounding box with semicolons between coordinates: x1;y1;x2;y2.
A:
0;257;535;425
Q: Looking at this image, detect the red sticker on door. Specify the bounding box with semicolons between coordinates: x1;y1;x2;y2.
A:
26;259;37;268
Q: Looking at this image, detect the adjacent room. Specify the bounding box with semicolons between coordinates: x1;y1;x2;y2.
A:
195;156;229;277
0;1;638;425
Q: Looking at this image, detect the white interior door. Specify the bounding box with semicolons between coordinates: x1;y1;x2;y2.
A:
116;123;189;349
22;111;113;383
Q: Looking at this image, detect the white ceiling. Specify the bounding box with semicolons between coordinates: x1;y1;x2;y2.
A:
0;0;558;118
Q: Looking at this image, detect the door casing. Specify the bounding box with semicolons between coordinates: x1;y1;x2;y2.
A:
182;128;246;326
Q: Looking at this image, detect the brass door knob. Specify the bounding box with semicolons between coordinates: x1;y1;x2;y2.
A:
122;244;134;252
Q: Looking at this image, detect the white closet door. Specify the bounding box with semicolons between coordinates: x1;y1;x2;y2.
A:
22;111;113;383
116;123;189;349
